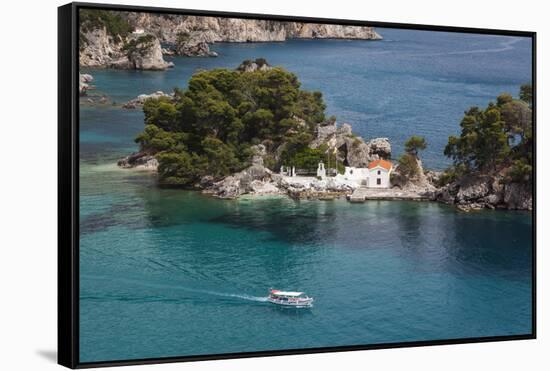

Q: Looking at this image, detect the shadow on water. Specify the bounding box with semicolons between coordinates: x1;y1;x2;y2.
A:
267;305;315;318
207;199;341;246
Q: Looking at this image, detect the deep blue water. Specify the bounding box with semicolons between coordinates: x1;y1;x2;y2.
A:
79;28;533;363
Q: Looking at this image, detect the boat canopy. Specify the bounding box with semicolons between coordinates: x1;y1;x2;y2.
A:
271;290;304;297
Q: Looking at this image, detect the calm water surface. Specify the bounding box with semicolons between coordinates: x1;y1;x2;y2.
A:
79;28;533;362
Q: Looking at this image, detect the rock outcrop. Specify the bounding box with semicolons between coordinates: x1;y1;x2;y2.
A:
175;32;218;57
177;40;218;57
503;182;532;210
117;151;159;170
79;73;94;95
126;36;175;70
435;172;532;211
237;59;273;72
391;156;437;198
205;164;281;199
80;27;174;70
122;91;173;109
310;121;391;167
79;27;124;67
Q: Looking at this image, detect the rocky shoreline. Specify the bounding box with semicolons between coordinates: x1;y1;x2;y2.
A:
80;28;174;70
79;11;381;69
117;120;531;211
84;64;531;212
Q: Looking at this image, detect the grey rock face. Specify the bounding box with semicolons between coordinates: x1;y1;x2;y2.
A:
82;13;381;63
79;73;94;95
117;152;158;170
79;28;125;67
80;28;173;70
126;13;382;45
455;176;492;203
206;164;278;199
250;144;267;166
366;138;391;159
392;156;436;193
175;33;218;57
236;60;273;72
343;139;372;168
211;176;242;199
315;122;338;142
311;122;391;168
435;171;532;211
122;91;173;109
503;182;532;210
125;36;174;70
337;123;353;136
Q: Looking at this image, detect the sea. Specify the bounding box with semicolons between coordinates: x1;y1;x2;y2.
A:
79;27;533;362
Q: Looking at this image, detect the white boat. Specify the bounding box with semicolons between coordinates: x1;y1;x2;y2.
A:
268;289;313;308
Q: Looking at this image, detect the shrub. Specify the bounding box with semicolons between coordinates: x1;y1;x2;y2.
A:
397;154;419;178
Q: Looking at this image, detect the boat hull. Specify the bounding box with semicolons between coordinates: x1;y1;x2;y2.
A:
267;298;313;308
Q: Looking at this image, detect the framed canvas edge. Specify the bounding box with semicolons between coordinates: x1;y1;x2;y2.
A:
58;2;79;369
57;2;537;369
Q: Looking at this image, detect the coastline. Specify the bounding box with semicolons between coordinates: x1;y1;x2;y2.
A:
79;33;532;213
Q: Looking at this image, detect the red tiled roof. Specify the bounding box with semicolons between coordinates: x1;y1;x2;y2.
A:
368;159;392;171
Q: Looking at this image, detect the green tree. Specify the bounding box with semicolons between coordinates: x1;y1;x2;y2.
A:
80;9;132;44
285;147;326;172
397;153;420;178
444;104;509;171
404;135;427;156
134;61;328;187
519;83;533;107
506;159;532;184
442;86;532;185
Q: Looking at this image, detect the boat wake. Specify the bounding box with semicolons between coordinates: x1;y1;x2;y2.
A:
81;274;269;303
408;37;522;58
214;293;269;302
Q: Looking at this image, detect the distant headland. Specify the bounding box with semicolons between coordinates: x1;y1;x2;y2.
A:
79;9;381;70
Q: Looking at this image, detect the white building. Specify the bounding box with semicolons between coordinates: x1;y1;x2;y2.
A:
340;159;393;188
317;163;326;179
342;166;370;184
366;159;392;188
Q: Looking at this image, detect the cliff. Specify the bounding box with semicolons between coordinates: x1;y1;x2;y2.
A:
80;26;174;70
126;13;382;44
80;11;381;67
435;171;532;211
130;14;381;57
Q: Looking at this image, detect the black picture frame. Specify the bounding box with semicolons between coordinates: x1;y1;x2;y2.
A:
58;2;537;368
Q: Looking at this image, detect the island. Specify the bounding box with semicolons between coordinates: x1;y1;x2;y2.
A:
115;59;532;211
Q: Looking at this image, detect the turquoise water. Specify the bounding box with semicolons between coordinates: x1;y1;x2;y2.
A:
79;28;533;363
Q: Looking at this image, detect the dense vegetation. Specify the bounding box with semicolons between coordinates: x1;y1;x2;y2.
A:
79;9;132;46
442;85;533;185
397;136;427;178
122;35;156;57
136;63;327;186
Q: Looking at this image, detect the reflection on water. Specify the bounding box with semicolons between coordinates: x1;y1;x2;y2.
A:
79;165;532;363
